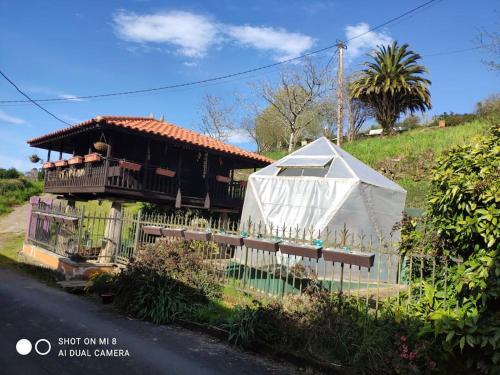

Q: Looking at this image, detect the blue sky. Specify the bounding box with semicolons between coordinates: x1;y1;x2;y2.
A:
0;0;498;171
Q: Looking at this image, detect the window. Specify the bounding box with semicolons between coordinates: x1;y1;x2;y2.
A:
278;164;330;177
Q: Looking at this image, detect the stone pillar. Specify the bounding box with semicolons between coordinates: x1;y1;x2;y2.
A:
99;201;122;263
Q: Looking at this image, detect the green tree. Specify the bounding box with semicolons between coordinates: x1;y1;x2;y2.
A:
350;42;431;133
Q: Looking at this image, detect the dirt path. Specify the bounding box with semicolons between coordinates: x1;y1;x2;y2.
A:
0;201;31;235
0;194;54;235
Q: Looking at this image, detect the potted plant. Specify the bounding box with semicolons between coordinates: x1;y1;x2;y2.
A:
42;161;55;169
161;227;185;238
142;225;163;236
183;230;212;241
279;242;322;259
322;249;375;268
84;153;102;163
68;155;84;165
55;160;68;167
118;160;142;172
213;233;244;246
243;237;280;252
29;154;41;163
155;167;176;178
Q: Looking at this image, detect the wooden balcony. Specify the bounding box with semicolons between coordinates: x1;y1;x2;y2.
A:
43;157;246;210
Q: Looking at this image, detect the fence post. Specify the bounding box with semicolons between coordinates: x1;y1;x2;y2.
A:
76;206;85;254
133;210;143;255
242;245;249;288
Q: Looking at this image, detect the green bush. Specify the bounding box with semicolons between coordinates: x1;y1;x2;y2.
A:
0;179;43;215
403;125;500;373
0;168;21;179
113;241;222;324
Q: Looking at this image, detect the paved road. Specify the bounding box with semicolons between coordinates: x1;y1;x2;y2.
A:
0;268;296;375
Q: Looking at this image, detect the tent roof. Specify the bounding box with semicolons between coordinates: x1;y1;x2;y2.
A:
253;137;405;192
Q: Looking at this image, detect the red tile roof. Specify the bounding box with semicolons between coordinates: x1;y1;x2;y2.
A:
27;116;273;165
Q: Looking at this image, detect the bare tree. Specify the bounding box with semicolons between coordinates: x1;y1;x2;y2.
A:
477;28;500;72
346;74;372;142
198;94;234;141
255;59;334;152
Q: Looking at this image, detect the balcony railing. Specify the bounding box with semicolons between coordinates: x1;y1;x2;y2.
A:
43;157;245;208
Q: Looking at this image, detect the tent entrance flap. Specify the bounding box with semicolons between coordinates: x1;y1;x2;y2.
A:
276;156;333;168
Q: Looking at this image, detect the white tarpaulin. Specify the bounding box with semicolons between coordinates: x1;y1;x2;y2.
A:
241;137;407;242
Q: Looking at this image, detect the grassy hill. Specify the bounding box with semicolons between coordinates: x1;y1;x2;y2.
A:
0;178;43;215
264;120;490;209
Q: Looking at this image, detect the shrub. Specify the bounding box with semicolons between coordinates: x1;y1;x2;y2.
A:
404;125;500;373
114;240;222;324
0;168;21;179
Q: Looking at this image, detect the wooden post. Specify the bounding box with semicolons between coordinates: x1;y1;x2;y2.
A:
204;152;210;209
175;150;183;208
336;41;346;147
133;210;142;253
47;148;51;162
143;138;150;190
99;201;122;263
103;134;112;186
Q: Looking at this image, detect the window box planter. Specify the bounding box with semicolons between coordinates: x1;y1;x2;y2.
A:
68;156;84;165
322;249;375;268
142;225;163;236
213;233;244;247
215;175;231;183
42;162;55;169
279;243;322;259
243;237;280;252
155;167;176;178
161;227;185;238
84;153;102;163
239;181;248;188
55;160;68;167
183;230;212;241
119;160;142;172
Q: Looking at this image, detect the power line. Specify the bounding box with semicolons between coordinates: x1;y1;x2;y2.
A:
0;69;70;125
0;0;440;105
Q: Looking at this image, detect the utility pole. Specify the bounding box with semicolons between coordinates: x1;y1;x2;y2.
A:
336;41;346;147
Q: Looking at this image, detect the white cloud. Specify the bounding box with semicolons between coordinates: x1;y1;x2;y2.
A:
226;128;252;144
112;10;219;58
0;110;27;125
345;23;392;60
226;25;314;61
0;154;33;172
112;10;314;61
58;93;83;102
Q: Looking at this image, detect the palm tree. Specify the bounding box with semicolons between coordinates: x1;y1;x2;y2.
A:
350;42;431;133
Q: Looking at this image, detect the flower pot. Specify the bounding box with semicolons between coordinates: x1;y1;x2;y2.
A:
161;227;185;238
215;175;231;183
322;249;375;268
243;237;280;252
239;181;247;188
55;160;68;167
119;160;142;172
213;233;244;247
155;167;176;178
93;141;108;153
29;155;40;163
84;153;102;163
42;162;55;169
68;156;84;165
279;243;322;259
183;230;212;241
142;225;162;236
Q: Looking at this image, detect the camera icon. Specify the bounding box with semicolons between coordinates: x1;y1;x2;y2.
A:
16;339;51;356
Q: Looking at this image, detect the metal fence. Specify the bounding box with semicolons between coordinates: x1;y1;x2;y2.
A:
26;199;458;309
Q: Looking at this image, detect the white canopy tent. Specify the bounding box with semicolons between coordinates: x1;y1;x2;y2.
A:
241;137;406;242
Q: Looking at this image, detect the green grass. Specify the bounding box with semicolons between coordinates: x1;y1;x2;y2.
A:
0;233;63;285
76;200;142;215
0;179;43;216
342;120;489;167
263;121;490;209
